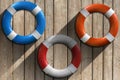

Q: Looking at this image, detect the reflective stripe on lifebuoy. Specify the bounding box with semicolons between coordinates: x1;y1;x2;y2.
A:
38;35;81;78
2;1;46;44
76;4;119;47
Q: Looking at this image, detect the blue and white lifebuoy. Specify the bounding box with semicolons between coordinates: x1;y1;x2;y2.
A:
2;1;46;44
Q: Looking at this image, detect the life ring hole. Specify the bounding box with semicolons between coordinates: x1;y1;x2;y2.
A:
84;13;109;38
12;10;36;35
46;44;72;69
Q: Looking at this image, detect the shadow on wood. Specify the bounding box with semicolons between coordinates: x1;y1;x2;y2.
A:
0;13;44;79
0;12;109;80
55;13;109;79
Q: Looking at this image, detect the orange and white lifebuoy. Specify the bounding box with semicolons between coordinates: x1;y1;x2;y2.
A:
76;4;119;47
38;35;81;78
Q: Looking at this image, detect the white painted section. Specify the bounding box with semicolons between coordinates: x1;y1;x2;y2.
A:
80;9;90;17
32;6;41;15
80;33;91;43
105;8;114;18
67;64;77;73
7;31;17;40
43;64;76;78
7;6;16;15
32;30;41;40
105;33;115;42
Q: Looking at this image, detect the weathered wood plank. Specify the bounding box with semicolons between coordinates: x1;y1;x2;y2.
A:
0;0;13;80
6;1;13;80
53;0;67;80
103;0;113;80
13;4;25;80
35;0;45;80
81;0;92;80
113;0;120;80
92;0;103;80
13;0;26;80
24;0;35;80
67;0;81;80
44;0;54;79
0;0;120;80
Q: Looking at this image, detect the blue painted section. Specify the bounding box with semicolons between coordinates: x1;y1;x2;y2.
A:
12;1;36;11
13;35;36;44
2;10;13;35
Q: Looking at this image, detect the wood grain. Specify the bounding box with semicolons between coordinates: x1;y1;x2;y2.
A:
113;0;120;80
53;0;67;80
67;0;81;80
35;0;45;80
24;0;35;80
13;0;25;79
81;0;92;80
13;13;25;80
92;0;103;80
0;0;120;80
0;0;13;80
44;0;54;80
103;0;113;80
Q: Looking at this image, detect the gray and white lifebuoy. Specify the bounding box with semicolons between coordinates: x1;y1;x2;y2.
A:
38;35;81;78
2;1;46;44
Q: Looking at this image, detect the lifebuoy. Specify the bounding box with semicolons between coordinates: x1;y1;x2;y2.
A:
2;1;46;44
76;4;119;47
38;35;81;78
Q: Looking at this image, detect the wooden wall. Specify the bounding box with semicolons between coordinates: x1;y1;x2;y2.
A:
0;0;120;80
